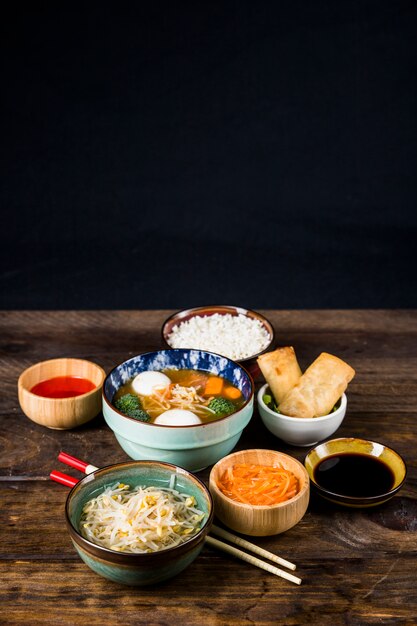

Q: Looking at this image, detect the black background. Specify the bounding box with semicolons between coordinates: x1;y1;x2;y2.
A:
1;1;416;309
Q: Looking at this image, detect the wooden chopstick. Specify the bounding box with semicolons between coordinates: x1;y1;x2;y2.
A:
210;524;296;571
205;536;302;585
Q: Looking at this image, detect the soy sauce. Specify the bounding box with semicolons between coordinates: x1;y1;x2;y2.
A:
314;453;395;497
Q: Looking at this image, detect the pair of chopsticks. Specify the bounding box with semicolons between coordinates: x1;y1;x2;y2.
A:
51;452;301;586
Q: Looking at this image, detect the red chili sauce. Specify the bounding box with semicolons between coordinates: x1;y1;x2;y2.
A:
30;376;96;399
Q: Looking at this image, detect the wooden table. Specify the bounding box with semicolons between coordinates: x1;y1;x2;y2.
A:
1;310;417;625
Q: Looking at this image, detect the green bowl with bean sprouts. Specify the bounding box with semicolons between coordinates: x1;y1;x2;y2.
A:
65;460;213;585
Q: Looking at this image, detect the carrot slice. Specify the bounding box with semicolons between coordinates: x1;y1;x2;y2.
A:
203;376;224;396
224;385;241;400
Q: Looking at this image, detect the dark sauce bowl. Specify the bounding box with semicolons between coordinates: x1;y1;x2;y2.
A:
304;438;407;508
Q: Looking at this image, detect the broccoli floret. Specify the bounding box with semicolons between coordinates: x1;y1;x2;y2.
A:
129;408;151;422
208;397;236;417
114;393;140;413
114;394;151;422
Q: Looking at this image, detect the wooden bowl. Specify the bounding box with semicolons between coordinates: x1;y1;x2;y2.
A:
18;358;106;429
209;449;310;536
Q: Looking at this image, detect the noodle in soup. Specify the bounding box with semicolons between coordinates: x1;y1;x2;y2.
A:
113;368;244;425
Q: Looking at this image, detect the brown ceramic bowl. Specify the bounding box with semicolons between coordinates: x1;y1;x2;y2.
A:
209;449;310;536
161;305;275;372
65;460;213;585
304;438;407;508
18;358;106;429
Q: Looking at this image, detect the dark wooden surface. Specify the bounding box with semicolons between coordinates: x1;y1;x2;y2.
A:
1;310;417;626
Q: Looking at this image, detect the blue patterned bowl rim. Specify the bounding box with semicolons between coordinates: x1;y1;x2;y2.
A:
103;349;254;428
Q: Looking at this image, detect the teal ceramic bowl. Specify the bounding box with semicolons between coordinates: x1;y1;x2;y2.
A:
65;461;213;585
102;349;254;472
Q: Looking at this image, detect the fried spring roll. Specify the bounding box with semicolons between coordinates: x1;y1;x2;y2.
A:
257;347;302;404
278;352;355;418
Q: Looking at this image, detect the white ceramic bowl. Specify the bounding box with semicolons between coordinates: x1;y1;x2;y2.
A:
257;384;347;447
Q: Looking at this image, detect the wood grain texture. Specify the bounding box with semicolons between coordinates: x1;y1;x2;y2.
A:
1;310;417;625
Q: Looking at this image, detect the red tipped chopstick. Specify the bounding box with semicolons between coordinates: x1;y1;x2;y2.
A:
50;470;78;488
50;451;98;488
58;451;98;474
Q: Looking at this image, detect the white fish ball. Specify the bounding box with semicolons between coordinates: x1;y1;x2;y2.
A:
132;371;171;396
154;409;202;426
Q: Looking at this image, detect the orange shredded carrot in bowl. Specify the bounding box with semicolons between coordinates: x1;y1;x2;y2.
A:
217;463;299;506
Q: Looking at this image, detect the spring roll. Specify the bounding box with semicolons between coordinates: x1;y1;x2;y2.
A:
279;352;355;418
257;347;302;404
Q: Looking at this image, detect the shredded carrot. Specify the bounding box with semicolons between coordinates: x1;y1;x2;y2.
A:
203;376;224;397
224;385;241;400
217;463;299;506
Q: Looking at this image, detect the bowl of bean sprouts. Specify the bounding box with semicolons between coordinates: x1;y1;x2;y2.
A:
65;460;213;585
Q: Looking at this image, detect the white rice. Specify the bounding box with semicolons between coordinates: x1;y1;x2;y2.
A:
167;313;271;361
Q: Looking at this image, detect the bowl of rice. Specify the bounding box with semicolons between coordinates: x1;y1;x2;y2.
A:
65;460;213;585
162;306;275;368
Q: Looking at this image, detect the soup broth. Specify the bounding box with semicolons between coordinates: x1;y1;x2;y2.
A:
114;368;244;425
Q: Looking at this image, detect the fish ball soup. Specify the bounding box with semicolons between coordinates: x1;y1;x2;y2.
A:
113;369;244;425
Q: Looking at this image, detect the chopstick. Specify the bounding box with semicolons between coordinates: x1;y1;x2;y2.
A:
53;451;301;585
58;451;98;474
210;524;296;571
50;470;78;487
205;536;301;585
